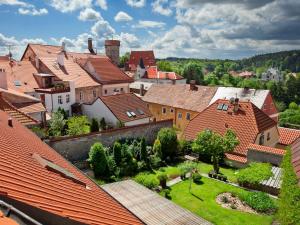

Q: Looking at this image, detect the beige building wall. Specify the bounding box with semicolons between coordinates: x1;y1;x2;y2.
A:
75;86;101;104
254;126;279;147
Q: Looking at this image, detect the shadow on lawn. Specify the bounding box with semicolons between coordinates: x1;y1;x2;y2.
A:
191;192;204;201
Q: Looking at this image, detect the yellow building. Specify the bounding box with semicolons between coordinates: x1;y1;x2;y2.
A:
142;83;218;131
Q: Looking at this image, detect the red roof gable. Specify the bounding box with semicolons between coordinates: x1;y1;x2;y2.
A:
144;66;184;80
128;51;156;70
0;109;142;225
184;99;277;157
278;127;300;145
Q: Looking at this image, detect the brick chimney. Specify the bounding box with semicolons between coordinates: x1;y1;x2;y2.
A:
233;98;239;112
88;38;96;55
189;80;198;91
0;68;7;90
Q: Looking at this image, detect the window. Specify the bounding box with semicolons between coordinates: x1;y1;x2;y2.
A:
58;95;63;104
178;113;182;119
93;89;97;98
66;94;70;103
104;89;107;95
120;88;124;92
267;132;270;141
79;91;84;101
186;112;191;120
259;133;265;145
162;107;166;114
170;108;174;113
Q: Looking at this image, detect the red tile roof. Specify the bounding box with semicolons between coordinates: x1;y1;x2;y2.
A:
225;153;247;163
248;143;285;155
142;84;217;112
128;51;156;70
86;58;133;84
278;127;300;145
184;99;277;157
144;66;184;80
0;109;142;225
0;94;38;125
100;93;152;123
291;138;300;185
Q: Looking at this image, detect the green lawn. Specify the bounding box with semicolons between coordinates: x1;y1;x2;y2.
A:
168;177;275;225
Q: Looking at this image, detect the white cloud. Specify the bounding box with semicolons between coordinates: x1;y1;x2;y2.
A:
49;0;92;13
125;0;146;8
152;0;172;16
78;8;101;21
18;7;48;16
136;20;166;28
96;0;107;10
119;32;140;48
91;20;115;38
0;0;27;6
114;11;133;22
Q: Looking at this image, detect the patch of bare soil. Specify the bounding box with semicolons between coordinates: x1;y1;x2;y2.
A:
216;192;257;214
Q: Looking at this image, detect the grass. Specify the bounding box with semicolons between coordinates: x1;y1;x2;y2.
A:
167;177;275;225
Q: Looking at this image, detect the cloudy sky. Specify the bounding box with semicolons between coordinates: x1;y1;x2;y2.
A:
0;0;300;59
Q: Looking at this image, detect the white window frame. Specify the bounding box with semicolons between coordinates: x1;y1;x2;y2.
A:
66;94;70;103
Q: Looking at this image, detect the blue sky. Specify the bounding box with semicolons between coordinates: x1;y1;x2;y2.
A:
0;0;300;60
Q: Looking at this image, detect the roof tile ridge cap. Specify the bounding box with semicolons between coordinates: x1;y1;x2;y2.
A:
0;95;38;123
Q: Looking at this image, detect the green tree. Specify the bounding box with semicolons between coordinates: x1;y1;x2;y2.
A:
157;60;173;72
192;129;239;174
140;137;147;161
67;116;90;136
214;64;225;78
157;128;178;160
49;110;66;136
182;62;204;84
99;117;107;130
119;52;130;68
90;118;99;132
153;138;162;158
88;142;108;177
289;102;298;110
57;107;68;119
113;141;122;166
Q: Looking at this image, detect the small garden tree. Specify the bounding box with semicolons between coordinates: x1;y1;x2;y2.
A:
192;129;239;174
90;118;99;132
49;110;66;136
113;141;122;166
67;116;90;135
99;117;107;130
88;142;108;177
153;139;162;158
157;128;178;160
140;137;147;161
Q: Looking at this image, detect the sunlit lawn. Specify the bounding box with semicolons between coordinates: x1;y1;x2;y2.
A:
168;177;275;225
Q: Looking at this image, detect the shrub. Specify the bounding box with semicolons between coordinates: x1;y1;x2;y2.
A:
289;102;299;110
67;116;90;136
277;148;300;224
192;173;202;184
134;173;159;189
157;128;178;160
90;118;99;132
237;162;273;185
153;139;162;158
164;189;171;199
88;142;108;177
99;117;107;130
140;137;147;162
113;141;122;166
31;126;48;139
106;155;116;176
49;110;66;136
157;173;168;188
150;155;162;169
137;161;147;171
241;192;277;213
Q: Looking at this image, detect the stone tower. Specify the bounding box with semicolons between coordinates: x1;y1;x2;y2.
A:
105;40;120;66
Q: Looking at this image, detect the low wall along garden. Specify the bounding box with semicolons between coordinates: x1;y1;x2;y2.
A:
45;120;173;162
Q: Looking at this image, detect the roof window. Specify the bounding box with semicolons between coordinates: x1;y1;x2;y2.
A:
222;104;229;111
14;80;22;86
126;111;133;117
217;103;224;110
137;108;144;115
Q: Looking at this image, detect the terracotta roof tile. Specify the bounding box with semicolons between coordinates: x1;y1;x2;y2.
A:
0;109;142;225
87;58;133;84
248;143;285;155
100;93;152;123
142;84;217;112
278;127;300;145
225;153;247;163
128;51;156;70
144;66;184;80
184;99;277;157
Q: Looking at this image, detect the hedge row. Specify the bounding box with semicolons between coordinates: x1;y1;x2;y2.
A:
277;148;300;225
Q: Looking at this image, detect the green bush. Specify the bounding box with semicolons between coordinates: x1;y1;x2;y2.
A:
289;102;299;110
149;155;162;169
241;192;277;213
153;139;162;158
67;116;90;136
88;142;108;177
99;117;107;130
157;128;178;160
192;173;202;184
134;173;159;189
178;161;197;175
277;148;300;225
90;118;99;132
237;162;273;185
113;141;122;166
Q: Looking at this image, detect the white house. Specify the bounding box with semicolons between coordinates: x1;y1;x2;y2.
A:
82;93;152;128
261;68;283;82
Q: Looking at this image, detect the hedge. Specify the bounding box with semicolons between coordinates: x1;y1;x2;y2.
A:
237;162;273;185
277;148;300;225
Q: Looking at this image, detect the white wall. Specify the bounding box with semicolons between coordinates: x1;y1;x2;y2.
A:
82;98;119;126
102;83;130;96
45;92;72;116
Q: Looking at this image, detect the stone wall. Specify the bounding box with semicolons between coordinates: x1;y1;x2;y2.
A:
45;119;173;162
247;149;283;166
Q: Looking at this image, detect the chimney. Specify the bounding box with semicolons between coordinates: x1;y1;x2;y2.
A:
140;84;144;96
88;38;96;55
0;68;7;90
57;51;64;67
61;42;66;52
189;80;198;91
8;117;13;127
233;98;239;112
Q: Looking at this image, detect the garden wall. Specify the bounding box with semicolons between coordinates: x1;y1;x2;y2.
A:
247;149;283;166
45;120;173;162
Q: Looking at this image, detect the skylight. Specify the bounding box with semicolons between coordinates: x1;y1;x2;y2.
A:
126;111;132;117
131;111;136;117
217;104;224;110
14;80;21;86
222;104;229;111
137;109;144;115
